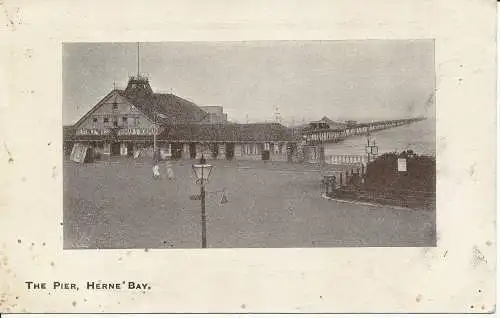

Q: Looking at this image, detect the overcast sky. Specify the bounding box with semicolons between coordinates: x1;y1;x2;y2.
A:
63;40;435;125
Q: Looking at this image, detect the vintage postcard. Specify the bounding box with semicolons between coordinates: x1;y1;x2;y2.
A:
0;0;496;314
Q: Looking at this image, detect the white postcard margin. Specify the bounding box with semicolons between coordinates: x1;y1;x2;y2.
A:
0;0;496;313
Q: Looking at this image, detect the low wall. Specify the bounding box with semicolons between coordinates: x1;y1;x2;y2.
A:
270;153;287;162
235;154;262;161
325;186;436;210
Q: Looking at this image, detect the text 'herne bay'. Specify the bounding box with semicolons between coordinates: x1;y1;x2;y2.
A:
86;281;151;290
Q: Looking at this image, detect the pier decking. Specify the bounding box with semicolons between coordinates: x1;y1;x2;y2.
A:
302;117;426;145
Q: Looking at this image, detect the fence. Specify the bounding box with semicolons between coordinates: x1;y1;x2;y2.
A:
321;151;436;209
324;154;369;165
322;166;365;186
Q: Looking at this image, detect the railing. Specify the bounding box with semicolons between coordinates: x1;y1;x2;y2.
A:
302;117;426;144
129;75;149;82
76;128;112;136
76;127;159;136
324;154;368;165
117;127;158;135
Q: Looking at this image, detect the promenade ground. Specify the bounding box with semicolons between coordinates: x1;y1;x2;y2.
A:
63;157;436;249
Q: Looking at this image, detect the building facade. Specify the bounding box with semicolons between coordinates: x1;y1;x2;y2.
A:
66;76;299;162
160;123;298;162
199;106;228;124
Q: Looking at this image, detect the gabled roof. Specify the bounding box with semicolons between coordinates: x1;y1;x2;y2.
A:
73;90;124;128
159;123;295;142
73;76;209;129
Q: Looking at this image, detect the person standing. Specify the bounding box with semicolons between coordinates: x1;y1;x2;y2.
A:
165;160;174;180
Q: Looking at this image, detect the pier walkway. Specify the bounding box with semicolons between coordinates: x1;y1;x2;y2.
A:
302;117;426;145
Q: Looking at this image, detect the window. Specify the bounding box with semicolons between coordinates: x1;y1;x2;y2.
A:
112;102;118;110
93;117;98;123
113;119;118;127
122;116;127;123
103;117;109;123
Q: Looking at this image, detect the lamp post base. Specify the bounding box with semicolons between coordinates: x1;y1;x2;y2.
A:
201;184;207;248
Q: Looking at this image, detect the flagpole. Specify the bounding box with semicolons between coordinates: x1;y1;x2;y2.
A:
154;113;157;159
137;42;140;77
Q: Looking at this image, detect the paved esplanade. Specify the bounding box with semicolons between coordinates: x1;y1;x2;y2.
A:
64;159;435;249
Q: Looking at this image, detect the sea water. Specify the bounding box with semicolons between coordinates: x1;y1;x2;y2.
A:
324;118;436;157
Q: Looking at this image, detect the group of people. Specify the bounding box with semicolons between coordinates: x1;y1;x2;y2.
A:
152;149;174;180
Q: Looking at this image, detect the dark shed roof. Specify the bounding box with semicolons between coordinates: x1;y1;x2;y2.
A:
119;77;208;125
159;123;295;142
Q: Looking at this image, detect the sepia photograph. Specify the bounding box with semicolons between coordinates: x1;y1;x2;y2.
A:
63;41;436;249
0;0;496;313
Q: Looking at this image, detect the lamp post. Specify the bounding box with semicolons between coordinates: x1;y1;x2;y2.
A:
153;113;157;157
365;131;378;163
192;155;214;248
153;111;167;161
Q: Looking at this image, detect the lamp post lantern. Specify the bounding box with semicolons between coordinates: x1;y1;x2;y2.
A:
192;155;214;248
365;131;378;163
